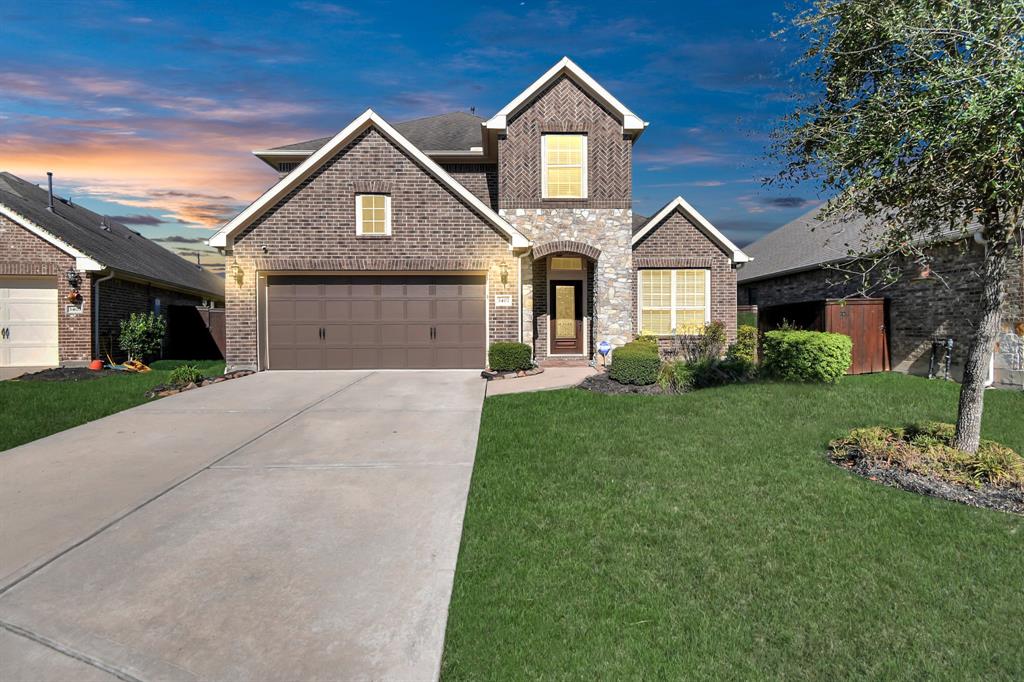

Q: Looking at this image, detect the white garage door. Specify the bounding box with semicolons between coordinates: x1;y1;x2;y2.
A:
0;278;59;367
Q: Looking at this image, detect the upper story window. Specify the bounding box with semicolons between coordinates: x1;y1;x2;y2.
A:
638;269;710;336
542;134;587;199
356;194;391;236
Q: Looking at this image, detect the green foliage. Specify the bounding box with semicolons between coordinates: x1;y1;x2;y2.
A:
737;311;757;328
118;312;166;361
727;325;759;365
831;422;1024;489
696;321;727;360
609;341;661;386
689;357;758;389
762;330;852;383
633;334;660;350
168;363;204;387
657;360;695;393
488;342;533;372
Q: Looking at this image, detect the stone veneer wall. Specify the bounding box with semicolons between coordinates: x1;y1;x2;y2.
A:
1;214;93;364
632;210;738;343
226;127;519;371
738;237;1024;388
503;208;633;361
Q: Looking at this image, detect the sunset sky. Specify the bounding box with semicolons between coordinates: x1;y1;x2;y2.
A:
1;0;822;275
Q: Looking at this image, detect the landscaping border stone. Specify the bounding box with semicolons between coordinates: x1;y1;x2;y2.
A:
145;370;254;399
481;367;544;381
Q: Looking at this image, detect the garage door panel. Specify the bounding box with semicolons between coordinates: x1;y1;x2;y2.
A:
265;274;485;370
324;348;352;369
1;278;58;367
349;300;378;321
323;300;351;320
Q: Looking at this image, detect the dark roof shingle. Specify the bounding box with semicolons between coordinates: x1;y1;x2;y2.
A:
267;111;486;154
0;172;224;299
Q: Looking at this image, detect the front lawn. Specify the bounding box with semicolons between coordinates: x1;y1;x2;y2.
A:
0;360;225;451
442;374;1024;679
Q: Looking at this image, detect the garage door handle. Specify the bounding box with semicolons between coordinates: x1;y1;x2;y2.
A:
319;327;324;340
1;327;7;340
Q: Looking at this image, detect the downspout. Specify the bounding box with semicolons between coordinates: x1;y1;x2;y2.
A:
92;271;114;360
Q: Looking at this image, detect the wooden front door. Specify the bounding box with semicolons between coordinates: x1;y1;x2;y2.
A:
549;280;583;354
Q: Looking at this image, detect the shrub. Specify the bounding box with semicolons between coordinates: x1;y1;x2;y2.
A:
830;422;1024;490
727;325;758;365
609;341;660;385
488;342;532;372
118;312;167;361
696;321;728;360
634;334;660;350
168;363;204;387
762;330;852;383
657;360;695;393
690;356;758;389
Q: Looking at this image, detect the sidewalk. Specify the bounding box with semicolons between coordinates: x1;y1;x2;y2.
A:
485;366;597;396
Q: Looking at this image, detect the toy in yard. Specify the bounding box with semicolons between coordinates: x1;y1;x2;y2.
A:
105;354;151;373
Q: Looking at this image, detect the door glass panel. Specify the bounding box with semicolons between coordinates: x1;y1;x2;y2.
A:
555;285;575;338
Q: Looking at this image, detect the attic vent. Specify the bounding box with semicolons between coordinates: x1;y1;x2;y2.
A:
278;162;300;173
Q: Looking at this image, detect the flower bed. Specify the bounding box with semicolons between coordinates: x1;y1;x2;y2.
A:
829;422;1024;514
145;369;254;398
481;366;544;381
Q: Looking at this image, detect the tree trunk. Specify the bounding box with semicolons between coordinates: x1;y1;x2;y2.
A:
952;240;1008;453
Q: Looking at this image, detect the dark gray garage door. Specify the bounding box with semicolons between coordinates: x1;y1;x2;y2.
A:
266;275;486;369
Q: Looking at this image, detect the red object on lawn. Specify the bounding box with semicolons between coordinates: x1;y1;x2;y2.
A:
88;359;104;371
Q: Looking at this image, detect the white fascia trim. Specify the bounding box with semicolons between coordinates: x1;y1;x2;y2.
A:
252;149;315;157
631;196;751;264
0;203;104;271
211;109;530;249
485;57;648;135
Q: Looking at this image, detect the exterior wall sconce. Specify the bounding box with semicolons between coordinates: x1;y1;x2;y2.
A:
500;263;509;285
65;269;81;289
231;264;245;287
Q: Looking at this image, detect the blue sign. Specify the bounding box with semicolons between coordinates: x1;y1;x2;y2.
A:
597;340;611;356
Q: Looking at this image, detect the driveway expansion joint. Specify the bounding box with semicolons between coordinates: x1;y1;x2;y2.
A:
0;620;144;682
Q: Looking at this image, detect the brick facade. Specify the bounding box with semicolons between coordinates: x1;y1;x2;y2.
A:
633;210;738;343
94;277;204;360
498;76;631;210
225;127;519;371
1;214;92;364
738;237;1024;388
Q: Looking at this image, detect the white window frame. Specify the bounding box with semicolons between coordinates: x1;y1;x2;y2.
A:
541;134;588;200
637;269;712;336
355;193;392;236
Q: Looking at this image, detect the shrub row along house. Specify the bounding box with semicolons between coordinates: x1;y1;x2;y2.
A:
738;206;1024;388
210;58;750;371
0;172;224;369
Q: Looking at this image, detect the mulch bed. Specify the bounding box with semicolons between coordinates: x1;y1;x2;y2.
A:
577;372;666;395
12;366;116;382
832;456;1024;515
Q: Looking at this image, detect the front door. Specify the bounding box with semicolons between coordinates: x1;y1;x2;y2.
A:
549;280;583;354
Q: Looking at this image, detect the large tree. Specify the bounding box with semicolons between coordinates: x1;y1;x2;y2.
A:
772;0;1024;452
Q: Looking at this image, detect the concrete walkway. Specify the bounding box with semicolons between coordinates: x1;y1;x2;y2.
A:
0;370;486;681
485;366;597;396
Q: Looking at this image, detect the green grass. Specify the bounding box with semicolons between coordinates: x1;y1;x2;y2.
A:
442;375;1024;680
0;360;224;451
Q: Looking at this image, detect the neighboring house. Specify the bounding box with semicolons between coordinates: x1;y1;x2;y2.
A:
210;57;749;371
0;172;225;369
737;206;1024;388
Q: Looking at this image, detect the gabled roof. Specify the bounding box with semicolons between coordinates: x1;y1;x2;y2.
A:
485;57;648;137
210;110;530;249
0;172;224;299
255;111;487;160
632;196;750;264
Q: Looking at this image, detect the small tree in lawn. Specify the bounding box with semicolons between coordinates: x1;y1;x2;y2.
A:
771;0;1023;452
118;312;166;362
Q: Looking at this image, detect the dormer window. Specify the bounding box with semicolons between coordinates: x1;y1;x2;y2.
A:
356;194;391;236
542;134;587;199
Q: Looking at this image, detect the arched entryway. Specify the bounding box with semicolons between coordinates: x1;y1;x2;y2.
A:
530;240;601;364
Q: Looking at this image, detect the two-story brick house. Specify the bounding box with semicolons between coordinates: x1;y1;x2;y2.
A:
210;58;749;371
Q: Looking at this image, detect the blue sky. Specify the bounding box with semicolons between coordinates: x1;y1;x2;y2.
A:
0;0;821;271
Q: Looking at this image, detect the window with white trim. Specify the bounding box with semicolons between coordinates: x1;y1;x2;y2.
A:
542;134;587;199
638;269;710;335
355;194;391;236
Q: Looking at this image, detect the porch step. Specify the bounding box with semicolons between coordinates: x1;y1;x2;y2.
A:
539;358;593;368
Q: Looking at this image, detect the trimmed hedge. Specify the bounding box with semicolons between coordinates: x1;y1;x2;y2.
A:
762;330;852;383
609;340;661;385
488;342;533;372
727;324;758;364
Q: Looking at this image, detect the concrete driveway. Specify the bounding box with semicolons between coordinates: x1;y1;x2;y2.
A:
0;370;486;681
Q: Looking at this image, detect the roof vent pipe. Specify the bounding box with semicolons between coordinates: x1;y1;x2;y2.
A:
46;172;54;212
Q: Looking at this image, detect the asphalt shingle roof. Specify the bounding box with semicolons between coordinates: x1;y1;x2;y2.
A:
0;172;224;299
737;205;883;283
268;111;486;154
